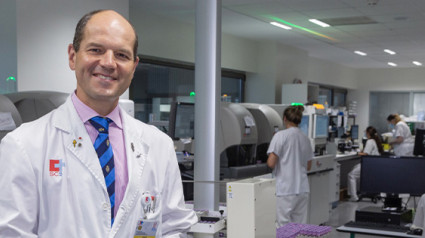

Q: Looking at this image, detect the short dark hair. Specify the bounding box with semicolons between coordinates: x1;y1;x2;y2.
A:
72;9;139;61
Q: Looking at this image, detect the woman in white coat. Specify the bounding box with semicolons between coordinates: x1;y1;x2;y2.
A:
267;105;313;227
347;126;383;202
387;114;414;156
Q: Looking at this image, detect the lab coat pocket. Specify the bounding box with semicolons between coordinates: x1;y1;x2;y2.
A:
134;192;162;238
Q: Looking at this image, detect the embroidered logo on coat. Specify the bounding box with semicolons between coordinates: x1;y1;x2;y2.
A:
49;159;65;176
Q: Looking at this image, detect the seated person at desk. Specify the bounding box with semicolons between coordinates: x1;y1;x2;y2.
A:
348;126;383;202
387;114;414;156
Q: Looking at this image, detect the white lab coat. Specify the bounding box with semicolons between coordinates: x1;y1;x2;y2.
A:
0;97;197;237
413;194;425;237
267;127;313;196
393;121;414;156
267;127;313;226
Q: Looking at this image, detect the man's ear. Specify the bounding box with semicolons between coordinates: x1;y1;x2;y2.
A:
68;44;76;70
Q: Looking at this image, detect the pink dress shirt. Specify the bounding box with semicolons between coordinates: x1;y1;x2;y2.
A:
71;92;128;216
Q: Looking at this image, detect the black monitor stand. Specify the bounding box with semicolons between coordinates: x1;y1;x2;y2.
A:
383;193;403;212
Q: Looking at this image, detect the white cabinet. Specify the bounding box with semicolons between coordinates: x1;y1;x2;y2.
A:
226;178;276;238
281;84;319;104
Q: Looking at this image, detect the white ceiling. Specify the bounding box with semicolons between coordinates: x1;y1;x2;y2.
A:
130;0;425;69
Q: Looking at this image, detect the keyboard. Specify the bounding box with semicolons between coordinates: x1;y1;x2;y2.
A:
345;221;411;233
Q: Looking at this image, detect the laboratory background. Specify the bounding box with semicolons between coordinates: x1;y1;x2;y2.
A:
2;0;425;237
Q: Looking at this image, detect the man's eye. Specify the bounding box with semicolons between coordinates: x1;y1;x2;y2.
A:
89;48;101;53
117;53;130;59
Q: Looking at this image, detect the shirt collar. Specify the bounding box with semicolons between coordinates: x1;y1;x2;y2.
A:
71;91;123;129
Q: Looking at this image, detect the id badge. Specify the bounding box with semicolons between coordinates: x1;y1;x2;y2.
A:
134;192;161;238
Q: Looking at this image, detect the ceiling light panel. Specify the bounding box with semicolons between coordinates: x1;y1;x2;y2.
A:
384;49;396;55
270;22;292;30
388;62;397;67
309;19;330;27
354;51;367;56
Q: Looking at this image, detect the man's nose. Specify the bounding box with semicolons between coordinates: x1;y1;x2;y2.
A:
100;50;116;69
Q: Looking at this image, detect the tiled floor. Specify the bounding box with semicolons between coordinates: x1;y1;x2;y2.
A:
328;199;381;237
328;196;419;238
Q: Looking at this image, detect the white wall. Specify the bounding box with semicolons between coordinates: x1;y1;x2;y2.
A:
130;9;259;73
307;57;357;89
245;41;277;104
16;0;129;97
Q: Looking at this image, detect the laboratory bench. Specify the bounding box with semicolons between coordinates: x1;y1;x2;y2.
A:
335;151;361;199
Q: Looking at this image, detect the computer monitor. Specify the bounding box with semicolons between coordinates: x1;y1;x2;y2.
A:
414;128;425;156
337;127;345;138
313;114;328;139
360;156;425;204
350;125;359;140
168;102;195;140
299;115;309;136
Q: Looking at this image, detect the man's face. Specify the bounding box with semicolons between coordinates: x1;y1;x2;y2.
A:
68;11;139;108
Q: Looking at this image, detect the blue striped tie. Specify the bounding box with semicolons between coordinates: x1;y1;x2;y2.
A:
89;116;115;226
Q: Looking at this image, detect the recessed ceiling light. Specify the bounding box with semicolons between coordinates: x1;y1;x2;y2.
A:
309;19;330;27
270;22;292;30
413;61;422;66
388;62;397;67
354;51;367;56
384;49;396;55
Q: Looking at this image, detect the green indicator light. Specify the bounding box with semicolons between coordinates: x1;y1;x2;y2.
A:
6;76;16;81
267;16;337;42
291;102;304;106
190;91;195;97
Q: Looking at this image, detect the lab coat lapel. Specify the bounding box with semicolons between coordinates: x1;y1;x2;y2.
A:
112;110;149;232
52;98;106;189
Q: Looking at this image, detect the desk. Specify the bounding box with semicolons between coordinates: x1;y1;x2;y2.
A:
337;225;420;237
335;152;360;194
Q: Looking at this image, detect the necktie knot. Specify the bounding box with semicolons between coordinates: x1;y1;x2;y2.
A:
89;116;112;134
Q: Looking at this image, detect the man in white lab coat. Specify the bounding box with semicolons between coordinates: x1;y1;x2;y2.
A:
0;9;197;237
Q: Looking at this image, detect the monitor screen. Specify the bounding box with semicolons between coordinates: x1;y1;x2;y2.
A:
313;114;328;138
414;128;425;156
351;125;359;140
360;156;425;196
168;102;195;139
299;115;309;136
337;127;345;138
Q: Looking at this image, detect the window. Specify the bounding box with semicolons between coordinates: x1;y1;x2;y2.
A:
311;83;347;107
129;56;245;125
0;78;17;94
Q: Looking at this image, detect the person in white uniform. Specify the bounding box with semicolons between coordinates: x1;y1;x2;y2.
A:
387;114;414;156
347;126;383;202
412;194;425;236
0;10;197;237
267;105;313;227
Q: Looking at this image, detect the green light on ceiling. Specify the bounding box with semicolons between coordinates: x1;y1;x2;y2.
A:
268;16;337;42
6;76;16;81
291;102;304;106
190;91;196;97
